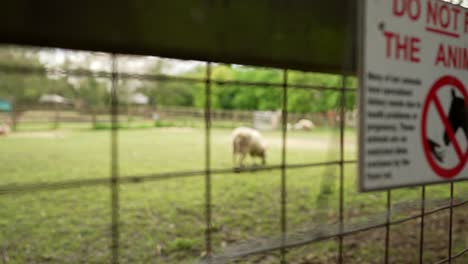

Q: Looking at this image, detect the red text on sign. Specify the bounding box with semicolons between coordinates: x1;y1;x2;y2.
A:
384;31;421;63
393;0;422;21
465;11;468;33
435;44;468;71
426;0;461;32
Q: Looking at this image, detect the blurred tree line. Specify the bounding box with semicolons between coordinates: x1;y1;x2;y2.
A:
0;47;356;126
139;63;357;113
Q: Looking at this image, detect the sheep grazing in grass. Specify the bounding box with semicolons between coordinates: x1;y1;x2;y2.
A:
232;127;267;168
294;119;315;131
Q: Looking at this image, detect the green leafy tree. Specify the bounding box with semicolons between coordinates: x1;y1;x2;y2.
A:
139;59;202;108
139;62;357;114
75;77;109;127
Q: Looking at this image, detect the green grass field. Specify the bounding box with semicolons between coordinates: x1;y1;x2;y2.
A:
1;126;467;263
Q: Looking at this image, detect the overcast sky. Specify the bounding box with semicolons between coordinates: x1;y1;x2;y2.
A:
38;48;203;75
444;0;468;7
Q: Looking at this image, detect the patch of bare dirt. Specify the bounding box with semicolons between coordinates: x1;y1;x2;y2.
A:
9;131;65;139
156;127;195;133
267;137;357;151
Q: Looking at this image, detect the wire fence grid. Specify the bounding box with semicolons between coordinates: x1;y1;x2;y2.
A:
0;49;467;263
2;1;468;260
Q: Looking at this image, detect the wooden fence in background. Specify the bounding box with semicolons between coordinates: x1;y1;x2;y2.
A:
1;104;357;130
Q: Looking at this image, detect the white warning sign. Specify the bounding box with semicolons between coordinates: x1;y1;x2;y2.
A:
359;0;468;191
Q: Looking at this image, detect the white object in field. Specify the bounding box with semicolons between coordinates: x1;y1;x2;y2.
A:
293;119;315;131
232;127;267;167
253;111;275;131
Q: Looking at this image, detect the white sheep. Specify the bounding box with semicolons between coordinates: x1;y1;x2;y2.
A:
232;127;267;167
293;119;315;131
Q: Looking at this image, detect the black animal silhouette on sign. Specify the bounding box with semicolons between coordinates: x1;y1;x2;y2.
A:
428;139;444;162
443;89;468;146
427;89;468;162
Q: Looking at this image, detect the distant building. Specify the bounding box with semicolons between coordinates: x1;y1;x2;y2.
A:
39;94;71;104
129;93;149;105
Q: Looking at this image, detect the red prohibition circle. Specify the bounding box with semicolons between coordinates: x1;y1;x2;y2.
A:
421;75;468;179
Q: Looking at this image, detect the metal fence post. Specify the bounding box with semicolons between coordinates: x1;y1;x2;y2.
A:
204;62;213;261
280;69;288;264
110;54;120;264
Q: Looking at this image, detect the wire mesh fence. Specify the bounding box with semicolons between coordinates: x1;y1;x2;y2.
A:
0;40;468;264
